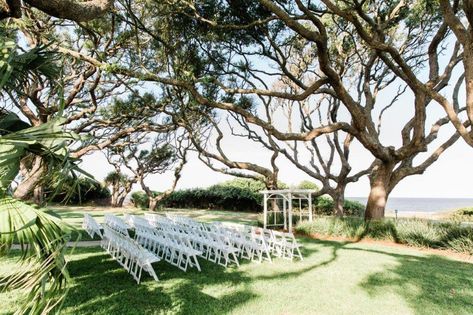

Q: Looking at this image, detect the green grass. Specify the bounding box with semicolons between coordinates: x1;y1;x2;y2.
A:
450;207;473;222
1;239;472;315
2;207;473;314
49;206;258;241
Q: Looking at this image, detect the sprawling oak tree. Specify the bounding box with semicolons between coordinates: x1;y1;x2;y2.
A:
6;0;471;220
85;0;464;219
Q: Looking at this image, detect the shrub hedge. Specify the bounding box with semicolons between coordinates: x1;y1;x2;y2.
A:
130;191;160;209
131;179;365;215
314;197;365;216
449;207;473;222
296;217;473;254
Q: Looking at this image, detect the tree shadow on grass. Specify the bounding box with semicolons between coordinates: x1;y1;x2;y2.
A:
353;247;473;315
51;209;86;220
252;238;344;281
62;248;257;315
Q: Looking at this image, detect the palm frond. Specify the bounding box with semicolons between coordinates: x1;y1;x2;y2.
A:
0;197;72;315
0;38;60;93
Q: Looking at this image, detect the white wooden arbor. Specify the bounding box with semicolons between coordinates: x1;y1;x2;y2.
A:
260;189;314;233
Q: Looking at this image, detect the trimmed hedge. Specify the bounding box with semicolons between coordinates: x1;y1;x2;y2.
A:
131;179;365;215
296;217;473;254
164;185;262;212
132;179;269;211
314;197;365;216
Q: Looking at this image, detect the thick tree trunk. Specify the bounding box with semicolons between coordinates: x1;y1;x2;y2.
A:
111;197;119;207
365;161;394;220
148;197;158;212
333;190;345;217
13;156;45;200
110;185;120;207
117;195;126;207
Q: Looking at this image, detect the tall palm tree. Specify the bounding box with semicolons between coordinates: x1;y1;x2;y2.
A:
0;36;81;314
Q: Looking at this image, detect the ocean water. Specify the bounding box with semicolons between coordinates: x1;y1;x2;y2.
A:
347;197;473;213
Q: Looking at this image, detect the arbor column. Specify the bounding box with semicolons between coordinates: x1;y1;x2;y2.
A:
308;193;313;222
263;194;267;229
288;192;293;233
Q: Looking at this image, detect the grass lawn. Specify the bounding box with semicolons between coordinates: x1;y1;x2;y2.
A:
1;207;473;315
51;206;258;231
48;206;258;241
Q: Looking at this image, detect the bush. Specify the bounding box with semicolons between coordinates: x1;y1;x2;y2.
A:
163;185;262;212
296;180;319;190
45;176;110;205
295;217;473;254
449;207;473;222
314;197;365;216
155;178;288;212
130;191;160;209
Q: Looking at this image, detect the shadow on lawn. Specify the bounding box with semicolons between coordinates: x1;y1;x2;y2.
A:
61;239;473;315
63;249;257;315
253;238;344;281
351;247;473;315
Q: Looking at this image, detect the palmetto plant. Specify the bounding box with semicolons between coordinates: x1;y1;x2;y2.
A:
0;36;81;314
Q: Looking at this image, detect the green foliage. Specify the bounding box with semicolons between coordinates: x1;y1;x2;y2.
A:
314;197;365;216
296;217;473;254
217;178;266;192
45;176;110;205
296;180;319;190
0;197;71;314
164;185;261;212
0;42;80;314
104;171;127;185
449;207;473;222
130;191;160;209
131;179;272;212
0;38;60;93
162;178;290;212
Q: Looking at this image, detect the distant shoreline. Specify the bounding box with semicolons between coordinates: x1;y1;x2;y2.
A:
347;197;473;215
384;208;456;220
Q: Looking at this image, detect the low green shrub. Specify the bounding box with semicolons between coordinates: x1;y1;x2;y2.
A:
314;197;365;216
449;207;473;222
296;217;473;254
131;178;364;215
131;179;283;212
130;191;160;208
163;185;262;212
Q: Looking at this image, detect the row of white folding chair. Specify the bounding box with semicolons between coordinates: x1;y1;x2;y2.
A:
147;214;302;262
213;224;272;263
211;223;303;262
157;221;240;268
235;225;302;261
82;214;103;239
101;226;160;283
134;223;202;272
104;214;130;237
125;214;151;228
145;213;172;227
270;230;303;261
164;218;261;266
